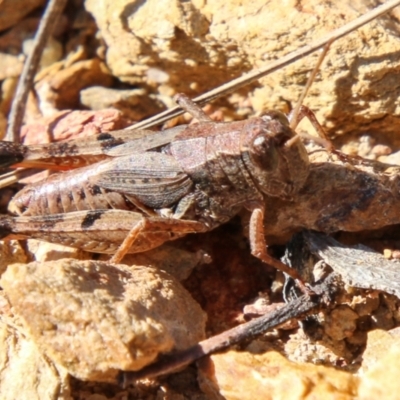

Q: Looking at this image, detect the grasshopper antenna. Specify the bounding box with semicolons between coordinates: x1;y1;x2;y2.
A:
289;40;333;130
286;41;334;150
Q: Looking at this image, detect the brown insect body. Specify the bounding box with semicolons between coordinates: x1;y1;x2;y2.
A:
166;112;309;227
10;159;139;216
8;126;189;216
4;111;309;254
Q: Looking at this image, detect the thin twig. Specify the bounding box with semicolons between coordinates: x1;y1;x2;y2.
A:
119;274;338;386
129;0;400;130
6;0;68;143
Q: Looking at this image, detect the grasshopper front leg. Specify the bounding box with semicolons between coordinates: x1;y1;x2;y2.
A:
249;205;309;292
0;209;208;255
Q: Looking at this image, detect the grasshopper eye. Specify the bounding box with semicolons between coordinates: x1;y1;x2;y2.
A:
261;110;290;127
251;135;279;171
274;111;290;126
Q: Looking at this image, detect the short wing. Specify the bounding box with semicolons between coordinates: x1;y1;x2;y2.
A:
90;151;193;209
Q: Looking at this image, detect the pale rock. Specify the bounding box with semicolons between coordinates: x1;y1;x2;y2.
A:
80;86;164;121
198;350;358;400
371;144;392;157
0;291;12;317
26;240;91;263
349;293;380;317
285;330;353;366
113;244;209;281
359;329;400;372
378;150;400;166
22;36;63;70
358;329;400;399
0;53;23;80
0;240;28;276
0;319;71;400
1;259;206;382
324;305;359;341
84;0;400;140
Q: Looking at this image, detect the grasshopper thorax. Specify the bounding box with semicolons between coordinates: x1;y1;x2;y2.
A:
241;110;309;199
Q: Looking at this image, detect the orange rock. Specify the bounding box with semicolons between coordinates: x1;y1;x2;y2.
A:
21;109;130;145
198;350;358;400
1;259;206;382
358;329;400;400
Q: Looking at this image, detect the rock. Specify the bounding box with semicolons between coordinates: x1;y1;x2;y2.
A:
379;150;400;166
111;244;209;282
0;0;45;32
0;17;40;54
0;318;71;400
284;330;352;366
35;58;113;114
85;0;400;141
23;36;63;70
26;240;91;263
80;86;164;121
324;305;359;341
0;186;15;212
1;259;206;382
359;329;400;372
0;240;28;276
0;110;7;139
198;350;358;400
358;329;400;399
0;53;23;80
21;109;130;145
350;293;380;317
0;77;18;118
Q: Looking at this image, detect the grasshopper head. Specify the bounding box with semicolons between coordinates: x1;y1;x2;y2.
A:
242;110;309;198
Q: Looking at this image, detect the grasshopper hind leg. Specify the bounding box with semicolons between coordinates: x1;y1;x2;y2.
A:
174;94;212;122
110;217;208;264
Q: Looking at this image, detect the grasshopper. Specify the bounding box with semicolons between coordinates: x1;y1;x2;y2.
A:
1;1;399;284
0;92;313;281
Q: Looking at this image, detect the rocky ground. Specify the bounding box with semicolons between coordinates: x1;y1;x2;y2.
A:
2;1;400;399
